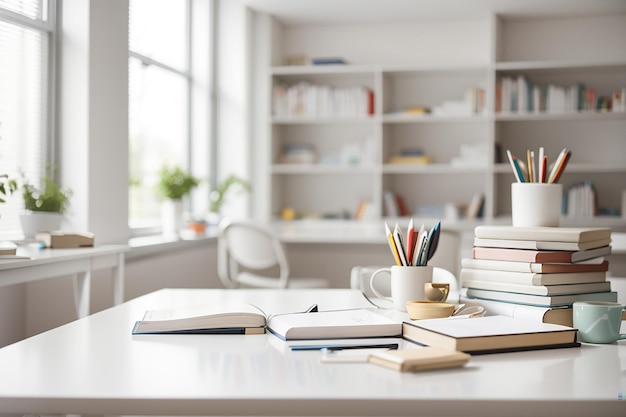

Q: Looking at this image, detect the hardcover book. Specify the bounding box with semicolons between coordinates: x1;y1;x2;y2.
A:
464;288;617;307
460;268;607;286
402;315;579;354
462;257;609;274
462;279;611;296
471;245;611;264
473;225;611;243
473;237;611;251
459;293;573;326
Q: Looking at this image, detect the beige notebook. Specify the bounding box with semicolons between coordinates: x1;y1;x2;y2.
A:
368;347;470;372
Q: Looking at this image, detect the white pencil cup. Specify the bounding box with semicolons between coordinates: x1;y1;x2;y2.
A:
511;183;562;227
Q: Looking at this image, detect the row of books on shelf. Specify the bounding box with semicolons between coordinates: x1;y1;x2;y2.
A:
273;82;375;118
565;181;597;218
460;225;615;327
496;75;626;113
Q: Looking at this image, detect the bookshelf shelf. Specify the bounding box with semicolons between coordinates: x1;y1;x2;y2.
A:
256;11;626;226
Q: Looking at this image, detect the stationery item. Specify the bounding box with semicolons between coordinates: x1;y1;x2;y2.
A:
460;294;573;326
460;268;608;286
321;347;396;363
266;308;402;340
402;315;579;354
368;347;470;372
464;287;617;307
406;219;417;263
474;225;612;246
462;257;609;274
548;148;571;184
471;245;612;264
462;279;611;296
393;223;409;266
291;342;399;351
132;302;269;335
369;265;435;311
573;301;626;344
473;237;611;251
35;231;95;248
511;183;562;227
506;150;525;182
0;241;17;255
385;222;402;266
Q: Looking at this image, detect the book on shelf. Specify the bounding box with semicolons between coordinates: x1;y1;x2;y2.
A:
473;237;611;251
401;315;579;355
368;347;470;372
0;241;17;255
474;225;611;244
460;267;607;286
462;257;609;274
471;245;611;264
462;279;611;296
267;308;402;341
133;304;401;339
464;287;617;307
460;293;573;327
311;57;346;65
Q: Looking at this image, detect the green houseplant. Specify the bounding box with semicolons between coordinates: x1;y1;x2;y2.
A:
20;170;72;237
157;166;200;200
157;166;200;236
209;175;250;213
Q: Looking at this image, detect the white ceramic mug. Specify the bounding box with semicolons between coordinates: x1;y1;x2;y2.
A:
369;266;455;311
511;182;562;227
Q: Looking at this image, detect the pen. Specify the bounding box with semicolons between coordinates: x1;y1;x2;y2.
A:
538;146;545;183
412;224;425;266
548;148;570;183
393;223;409;266
506;149;521;182
291;343;399;351
406;218;417;266
551;149;571;184
527;149;534;183
426;220;441;262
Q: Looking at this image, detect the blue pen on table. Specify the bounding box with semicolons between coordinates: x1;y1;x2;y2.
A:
290;343;399;351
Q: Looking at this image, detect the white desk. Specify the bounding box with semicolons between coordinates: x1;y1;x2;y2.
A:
0;244;129;318
0;288;623;417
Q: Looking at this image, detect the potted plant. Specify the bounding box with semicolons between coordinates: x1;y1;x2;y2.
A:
207;175;250;224
157;166;200;235
20;170;72;238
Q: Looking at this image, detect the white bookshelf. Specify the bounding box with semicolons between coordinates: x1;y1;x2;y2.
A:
253;12;626;228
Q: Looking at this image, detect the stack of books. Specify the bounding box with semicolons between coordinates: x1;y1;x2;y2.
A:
460;225;615;325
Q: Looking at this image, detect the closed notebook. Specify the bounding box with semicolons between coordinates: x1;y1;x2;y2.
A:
471;246;611;264
402;315;579;354
460;268;607;286
462;279;611;296
368;347;470;372
474;225;611;243
459;294;573;327
462;258;609;274
465;288;617;307
473;237;611;251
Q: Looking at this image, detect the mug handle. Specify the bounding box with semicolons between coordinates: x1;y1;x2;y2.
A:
369;268;392;300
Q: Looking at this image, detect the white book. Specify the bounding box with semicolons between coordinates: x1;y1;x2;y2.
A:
266;308;402;341
460;267;607;286
461;257;608;273
462;279;611;296
465;288;617;307
473;237;611;251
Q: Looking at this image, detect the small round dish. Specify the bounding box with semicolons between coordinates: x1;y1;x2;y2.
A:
406;301;455;320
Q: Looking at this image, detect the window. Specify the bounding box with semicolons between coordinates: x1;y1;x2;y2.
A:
128;0;212;234
0;0;55;236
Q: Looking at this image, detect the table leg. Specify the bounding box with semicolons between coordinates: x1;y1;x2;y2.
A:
73;270;92;318
112;253;125;305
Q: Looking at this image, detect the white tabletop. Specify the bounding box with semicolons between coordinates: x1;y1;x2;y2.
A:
0;288;624;416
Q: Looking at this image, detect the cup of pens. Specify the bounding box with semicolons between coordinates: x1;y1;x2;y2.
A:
370;220;444;311
507;147;569;227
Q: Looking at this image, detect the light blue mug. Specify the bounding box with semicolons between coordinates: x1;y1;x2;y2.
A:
573;301;626;344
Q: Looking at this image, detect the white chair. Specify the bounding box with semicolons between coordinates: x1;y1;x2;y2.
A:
217;219;329;289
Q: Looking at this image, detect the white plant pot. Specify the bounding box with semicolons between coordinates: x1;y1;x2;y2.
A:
20;211;63;238
162;199;183;236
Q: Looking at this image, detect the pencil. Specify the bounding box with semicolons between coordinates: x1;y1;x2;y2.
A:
551;150;571;183
385;222;402;266
506;150;522;182
406;218;417;266
393;223;408;266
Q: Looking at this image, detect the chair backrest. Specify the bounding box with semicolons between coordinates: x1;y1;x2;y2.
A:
217;219;290;288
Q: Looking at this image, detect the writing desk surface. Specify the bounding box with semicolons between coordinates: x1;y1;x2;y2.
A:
0;288;623;417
